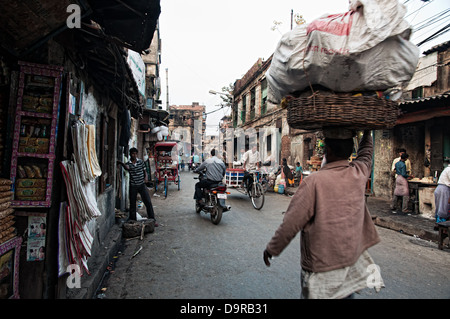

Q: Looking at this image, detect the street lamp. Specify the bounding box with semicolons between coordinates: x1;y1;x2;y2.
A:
208;90;233;98
209;89;235;166
209;88;235;123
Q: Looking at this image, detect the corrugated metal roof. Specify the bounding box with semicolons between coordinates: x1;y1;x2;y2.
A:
399;93;450;105
422;41;450;56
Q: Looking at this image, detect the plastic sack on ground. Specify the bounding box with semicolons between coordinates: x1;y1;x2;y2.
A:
266;0;420;103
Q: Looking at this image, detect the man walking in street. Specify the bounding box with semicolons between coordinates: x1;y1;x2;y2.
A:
117;147;157;226
263;129;383;299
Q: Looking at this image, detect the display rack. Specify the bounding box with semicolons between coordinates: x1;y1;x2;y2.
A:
0;236;22;299
9;61;63;207
225;168;245;187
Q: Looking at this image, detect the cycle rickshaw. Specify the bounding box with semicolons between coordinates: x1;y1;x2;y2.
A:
224;168;265;210
153;141;180;198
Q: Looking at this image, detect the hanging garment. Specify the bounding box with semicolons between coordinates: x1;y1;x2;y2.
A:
86;124;102;178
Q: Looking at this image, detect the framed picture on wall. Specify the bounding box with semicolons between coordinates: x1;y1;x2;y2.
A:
0;236;22;299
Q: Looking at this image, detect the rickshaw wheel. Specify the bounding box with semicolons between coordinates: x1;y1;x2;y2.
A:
164;176;168;198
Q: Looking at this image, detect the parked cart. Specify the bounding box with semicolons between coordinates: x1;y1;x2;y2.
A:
225;168;265;210
153;141;180;198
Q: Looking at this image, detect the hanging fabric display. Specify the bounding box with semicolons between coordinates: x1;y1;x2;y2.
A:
71;121;91;182
86;124;102;178
60;160;97;274
59;120;101;275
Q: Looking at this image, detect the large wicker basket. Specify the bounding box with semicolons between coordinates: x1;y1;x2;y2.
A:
286;92;399;130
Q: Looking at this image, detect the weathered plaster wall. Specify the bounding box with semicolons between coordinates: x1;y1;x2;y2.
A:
373;129;395;198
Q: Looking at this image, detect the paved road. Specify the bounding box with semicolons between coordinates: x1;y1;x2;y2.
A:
101;170;450;300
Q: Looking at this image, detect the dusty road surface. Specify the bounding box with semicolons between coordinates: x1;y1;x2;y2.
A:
100;170;450;301
102;170;299;299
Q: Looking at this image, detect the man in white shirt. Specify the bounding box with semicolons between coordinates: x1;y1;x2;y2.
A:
391;148;412;177
241;145;261;191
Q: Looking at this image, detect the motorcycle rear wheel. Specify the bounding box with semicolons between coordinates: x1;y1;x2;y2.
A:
210;205;223;225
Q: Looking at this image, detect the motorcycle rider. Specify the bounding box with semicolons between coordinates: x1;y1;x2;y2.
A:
194;149;226;206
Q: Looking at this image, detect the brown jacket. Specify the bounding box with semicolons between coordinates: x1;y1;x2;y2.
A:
266;132;380;273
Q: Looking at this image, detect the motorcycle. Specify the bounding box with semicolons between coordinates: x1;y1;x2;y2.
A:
194;171;231;225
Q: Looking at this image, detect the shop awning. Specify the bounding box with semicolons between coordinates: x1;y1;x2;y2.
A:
397;94;450;125
0;0;90;56
0;0;161;56
87;0;161;53
56;24;144;118
0;0;161;118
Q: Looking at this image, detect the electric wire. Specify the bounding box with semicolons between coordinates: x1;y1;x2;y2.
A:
412;8;450;32
416;23;450;46
405;0;450;48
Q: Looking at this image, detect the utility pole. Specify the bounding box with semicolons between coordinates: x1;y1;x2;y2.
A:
165;68;169;110
291;9;293;30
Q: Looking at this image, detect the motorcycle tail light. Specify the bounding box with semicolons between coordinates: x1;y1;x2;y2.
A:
214;186;227;192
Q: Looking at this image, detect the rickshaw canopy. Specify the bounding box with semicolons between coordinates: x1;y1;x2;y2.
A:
154;141;178;152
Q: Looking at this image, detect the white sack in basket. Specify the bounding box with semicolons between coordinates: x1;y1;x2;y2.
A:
266;0;420;103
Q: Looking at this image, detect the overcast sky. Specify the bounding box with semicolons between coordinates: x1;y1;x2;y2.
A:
158;0;450;135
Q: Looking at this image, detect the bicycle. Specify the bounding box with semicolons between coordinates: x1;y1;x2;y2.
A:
224;168;265;210
245;170;265;210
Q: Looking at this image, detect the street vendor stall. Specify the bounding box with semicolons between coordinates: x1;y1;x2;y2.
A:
408;178;438;215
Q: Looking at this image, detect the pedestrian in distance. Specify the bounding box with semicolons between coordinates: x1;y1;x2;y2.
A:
263;130;384;299
391;148;412;177
295;162;303;185
434;161;450;224
117;147;157;226
281;158;294;187
391;153;412;213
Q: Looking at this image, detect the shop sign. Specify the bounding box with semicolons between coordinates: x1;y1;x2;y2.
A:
127;50;146;98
